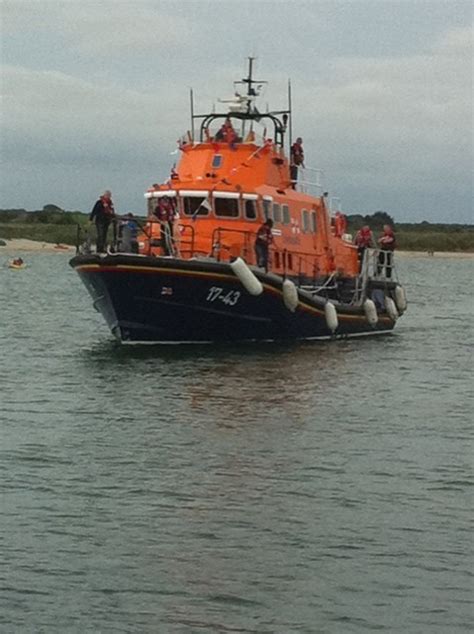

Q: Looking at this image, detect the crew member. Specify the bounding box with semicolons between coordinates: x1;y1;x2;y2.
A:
215;117;237;147
155;196;176;255
290;137;304;188
118;213;139;253
377;224;396;278
334;211;347;238
255;218;274;272
354;225;374;271
89;190;116;253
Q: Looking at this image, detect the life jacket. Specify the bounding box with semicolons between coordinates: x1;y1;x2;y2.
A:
379;230;396;250
334;213;347;237
256;224;273;245
355;228;373;248
101;196;115;216
291;142;304;165
157;200;175;222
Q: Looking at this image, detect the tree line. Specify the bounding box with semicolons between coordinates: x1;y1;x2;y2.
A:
1;205;472;232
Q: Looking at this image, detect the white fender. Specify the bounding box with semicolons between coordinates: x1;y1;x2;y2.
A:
325;301;339;332
230;258;263;296
282;279;298;312
363;298;378;326
394;285;407;313
385;296;399;321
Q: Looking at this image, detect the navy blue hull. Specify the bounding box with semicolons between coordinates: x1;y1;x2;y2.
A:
70;254;396;343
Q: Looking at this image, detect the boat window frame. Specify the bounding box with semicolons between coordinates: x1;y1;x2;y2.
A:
244;199;258;220
214;196;240;219
272;203;282;224
301;208;310;233
182;196;210;217
211;154;223;169
263;199;273;221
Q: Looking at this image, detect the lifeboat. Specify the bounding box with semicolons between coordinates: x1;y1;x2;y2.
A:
70;58;406;344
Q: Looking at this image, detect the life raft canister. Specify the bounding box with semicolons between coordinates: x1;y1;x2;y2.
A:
363;298;378;326
230;258;263;296
282;279;298;312
325;301;338;332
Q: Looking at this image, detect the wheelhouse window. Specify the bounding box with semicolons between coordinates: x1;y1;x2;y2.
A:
214;197;239;218
147;198;156;216
273;203;282;223
310;211;317;233
212;154;223;169
183;197;209;217
282;205;290;225
301;209;310;233
263;199;272;220
244;199;257;220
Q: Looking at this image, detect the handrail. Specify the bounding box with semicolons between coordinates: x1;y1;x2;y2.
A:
75;217;195;258
140;218;195;257
211;226;254;262
353;248;398;304
293;165;324;195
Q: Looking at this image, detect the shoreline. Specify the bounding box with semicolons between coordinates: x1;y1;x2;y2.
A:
396;249;474;259
0;239;75;253
0;238;473;259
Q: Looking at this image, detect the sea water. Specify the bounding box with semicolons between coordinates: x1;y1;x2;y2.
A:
0;252;472;633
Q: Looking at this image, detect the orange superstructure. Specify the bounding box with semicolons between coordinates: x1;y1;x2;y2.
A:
140;60;359;284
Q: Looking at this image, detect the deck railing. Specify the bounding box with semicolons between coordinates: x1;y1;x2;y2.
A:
354;248;398;303
76;218;196;258
293;166;324;196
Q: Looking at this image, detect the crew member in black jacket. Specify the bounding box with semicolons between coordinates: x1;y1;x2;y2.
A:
89;190;115;252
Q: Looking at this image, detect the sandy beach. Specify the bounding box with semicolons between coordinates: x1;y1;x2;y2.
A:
0;239;76;254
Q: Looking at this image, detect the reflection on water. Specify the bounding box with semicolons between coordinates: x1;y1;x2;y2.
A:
0;252;473;632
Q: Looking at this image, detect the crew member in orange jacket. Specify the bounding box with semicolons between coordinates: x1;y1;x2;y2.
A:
290;137;304;188
354;225;374;271
154;196;176;255
255;219;274;272
215;117;237;148
334;211;347;237
377;224;396;278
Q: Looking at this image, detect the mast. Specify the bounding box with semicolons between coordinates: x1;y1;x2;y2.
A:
288;79;293;155
190;88;195;141
241;56;264;114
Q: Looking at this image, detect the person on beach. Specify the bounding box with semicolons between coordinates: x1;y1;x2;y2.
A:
89;190;116;253
255;218;274;272
377;224;396;277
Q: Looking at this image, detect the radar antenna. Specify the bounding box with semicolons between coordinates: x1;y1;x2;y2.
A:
233;56;267;114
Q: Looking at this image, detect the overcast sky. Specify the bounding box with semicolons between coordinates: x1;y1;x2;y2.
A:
1;0;472;222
